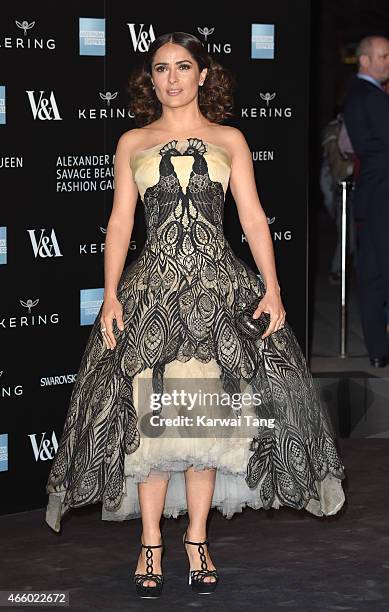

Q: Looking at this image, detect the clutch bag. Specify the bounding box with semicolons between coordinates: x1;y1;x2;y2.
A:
235;296;271;340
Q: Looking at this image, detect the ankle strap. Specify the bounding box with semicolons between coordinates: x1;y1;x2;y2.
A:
184;538;208;546
141;543;163;549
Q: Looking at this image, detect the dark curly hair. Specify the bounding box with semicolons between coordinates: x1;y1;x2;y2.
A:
128;31;235;126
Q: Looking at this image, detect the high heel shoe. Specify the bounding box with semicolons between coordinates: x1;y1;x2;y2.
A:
182;531;219;594
133;542;164;599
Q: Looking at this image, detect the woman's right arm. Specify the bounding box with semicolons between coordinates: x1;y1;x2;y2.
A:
100;131;139;350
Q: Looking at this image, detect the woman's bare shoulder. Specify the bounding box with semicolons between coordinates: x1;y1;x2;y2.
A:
210;125;249;156
117;127;148;150
118;123;166;152
219;126;248;145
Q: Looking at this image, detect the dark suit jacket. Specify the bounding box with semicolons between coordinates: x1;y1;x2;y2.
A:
343;75;389;220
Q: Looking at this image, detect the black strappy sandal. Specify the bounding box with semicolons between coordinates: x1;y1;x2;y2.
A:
133;542;164;599
182;531;219;594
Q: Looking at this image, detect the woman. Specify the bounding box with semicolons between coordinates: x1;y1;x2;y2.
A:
45;32;346;599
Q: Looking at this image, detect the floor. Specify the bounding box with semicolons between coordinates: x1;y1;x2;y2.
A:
0;440;388;610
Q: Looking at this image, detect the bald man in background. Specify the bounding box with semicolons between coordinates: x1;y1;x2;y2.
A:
344;36;389;367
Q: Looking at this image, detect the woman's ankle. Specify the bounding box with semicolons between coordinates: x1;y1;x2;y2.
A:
141;529;162;544
186;525;207;541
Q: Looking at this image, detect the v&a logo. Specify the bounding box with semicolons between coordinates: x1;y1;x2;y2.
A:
26;90;62;120
28;431;58;462
126;23;155;52
27;228;63;258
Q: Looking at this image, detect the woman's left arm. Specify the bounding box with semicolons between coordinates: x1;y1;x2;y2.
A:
228;128;286;338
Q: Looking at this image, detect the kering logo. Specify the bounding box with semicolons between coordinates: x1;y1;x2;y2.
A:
28;431;58;462
26;90;62;120
79;226;136;255
99;91;118;106
78;91;134;120
27;228;63;258
80;226;106;255
241;92;292;119
16;20;35;35
197;26;231;54
0;20;56;50
21;298;39;314
242;217;292;242
198;26;214;41
0;370;23;398
260;92;276;106
126;23;155;52
0;298;60;329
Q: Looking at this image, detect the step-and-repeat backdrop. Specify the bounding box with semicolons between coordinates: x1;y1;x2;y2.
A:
0;0;310;515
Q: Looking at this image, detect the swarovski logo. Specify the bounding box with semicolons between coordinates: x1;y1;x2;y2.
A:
40;373;77;387
197;27;215;42
99;91;118;106
15;20;35;36
267;217;276;224
27;228;63;258
28;431;58;462
26;90;62;120
126;23;155;52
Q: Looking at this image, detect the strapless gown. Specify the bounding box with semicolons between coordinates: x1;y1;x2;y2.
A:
45;137;345;532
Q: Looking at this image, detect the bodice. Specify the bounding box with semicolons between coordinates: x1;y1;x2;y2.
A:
130;137;231;201
128;138;232;260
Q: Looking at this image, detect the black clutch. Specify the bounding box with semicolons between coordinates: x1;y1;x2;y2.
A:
235;296;271;340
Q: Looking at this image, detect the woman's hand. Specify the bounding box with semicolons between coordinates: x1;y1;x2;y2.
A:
253;289;286;340
100;295;125;350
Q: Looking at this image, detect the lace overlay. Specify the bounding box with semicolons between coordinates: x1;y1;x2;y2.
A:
45;138;345;532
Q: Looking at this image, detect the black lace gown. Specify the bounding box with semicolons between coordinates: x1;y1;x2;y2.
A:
45;138;345;532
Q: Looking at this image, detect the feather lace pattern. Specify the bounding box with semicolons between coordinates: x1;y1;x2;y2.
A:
186;138;207;155
159;140;179;156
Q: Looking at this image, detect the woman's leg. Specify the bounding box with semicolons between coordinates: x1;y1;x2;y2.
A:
184;466;217;583
135;472;169;586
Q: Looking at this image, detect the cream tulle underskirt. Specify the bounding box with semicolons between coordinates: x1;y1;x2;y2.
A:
101;357;345;522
